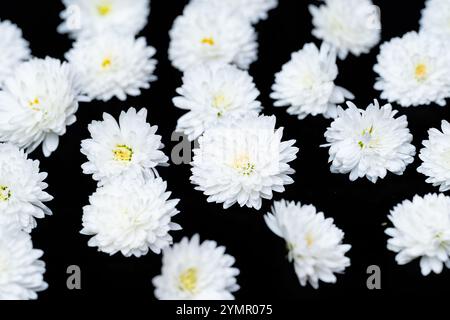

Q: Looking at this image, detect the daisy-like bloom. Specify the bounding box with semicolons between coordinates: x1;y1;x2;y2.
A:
169;2;258;72
173;63;262;141
271;43;354;120
81;107;168;185
58;0;150;39
153;234;239;300
189;0;278;24
0;222;47;300
0;57;81;157
66;32;157;101
386;193;450;276
264;200;351;288
323;100;416;183
374;31;450;107
81;176;180;257
0;20;30;87
417;121;450;192
420;0;450;38
191;114;298;210
0;143;52;233
309;0;381;59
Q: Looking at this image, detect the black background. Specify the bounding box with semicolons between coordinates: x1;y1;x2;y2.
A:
1;0;449;301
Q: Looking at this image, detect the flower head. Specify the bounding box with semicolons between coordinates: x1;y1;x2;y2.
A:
191;114;298;210
271;43;353;119
173;62;262;140
81;107;168;185
420;0;450;38
309;0;381;59
81;176;180;257
153;234;239;300
386;193;450;276
66;32;157;101
0;57;81;157
323;100;416;183
374;31;450;107
264;200;351;288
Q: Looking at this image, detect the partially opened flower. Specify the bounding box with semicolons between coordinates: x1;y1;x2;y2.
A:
153;234;239;300
309;0;381;59
420;0;450;38
323;100;416;183
386;193;450;276
374;31;450;107
0;222;47;300
191;114;298;210
0;143;52;233
66;32;157;101
264;200;351;288
58;0;150;39
418;120;450;192
0;57;81;157
169;3;258;71
271;43;353;119
81;176;180;257
173;63;262;140
81;107;168;185
0;20;30;87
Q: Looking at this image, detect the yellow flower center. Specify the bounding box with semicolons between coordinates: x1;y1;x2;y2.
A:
305;232;314;247
0;186;11;202
97;3;112;16
358;125;375;149
28;97;41;111
201;37;215;46
415;63;427;80
232;154;256;176
179;267;198;293
212;94;231;117
101;57;112;70
113;145;133;162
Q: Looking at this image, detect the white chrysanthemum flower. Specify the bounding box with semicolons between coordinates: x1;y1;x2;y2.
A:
81;176;180;257
417;121;450;192
374;31;450;107
169;3;258;72
0;20;30;88
173;63;262;141
58;0;150;39
271;43;354;119
81;107;168;185
420;0;450;38
0;222;47;300
323;100;416;183
309;0;381;59
66;32;157;102
0;143;52;233
153;234;239;300
386;193;450;276
264;200;351;289
189;0;278;24
0;57;80;157
191;114;298;210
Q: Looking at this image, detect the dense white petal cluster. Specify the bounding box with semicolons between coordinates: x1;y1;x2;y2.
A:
323;100;416;183
309;0;381;59
173;63;262;140
0;143;52;233
81;107;168;185
0;222;47;300
0;20;30;88
418;120;450;192
153;234;239;300
58;0;150;39
81;176;180;257
66;32;157;101
191;114;298;210
374;31;450;107
0;57;80;156
265;200;351;288
271;43;353;119
386;193;450;276
169;2;258;72
420;0;450;38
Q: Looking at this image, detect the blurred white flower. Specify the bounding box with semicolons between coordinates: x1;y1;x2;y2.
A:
386;193;450;276
153;234;239;300
323;100;416;183
264;199;351;289
271;43;353;119
420;0;450;38
173;63;262;141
